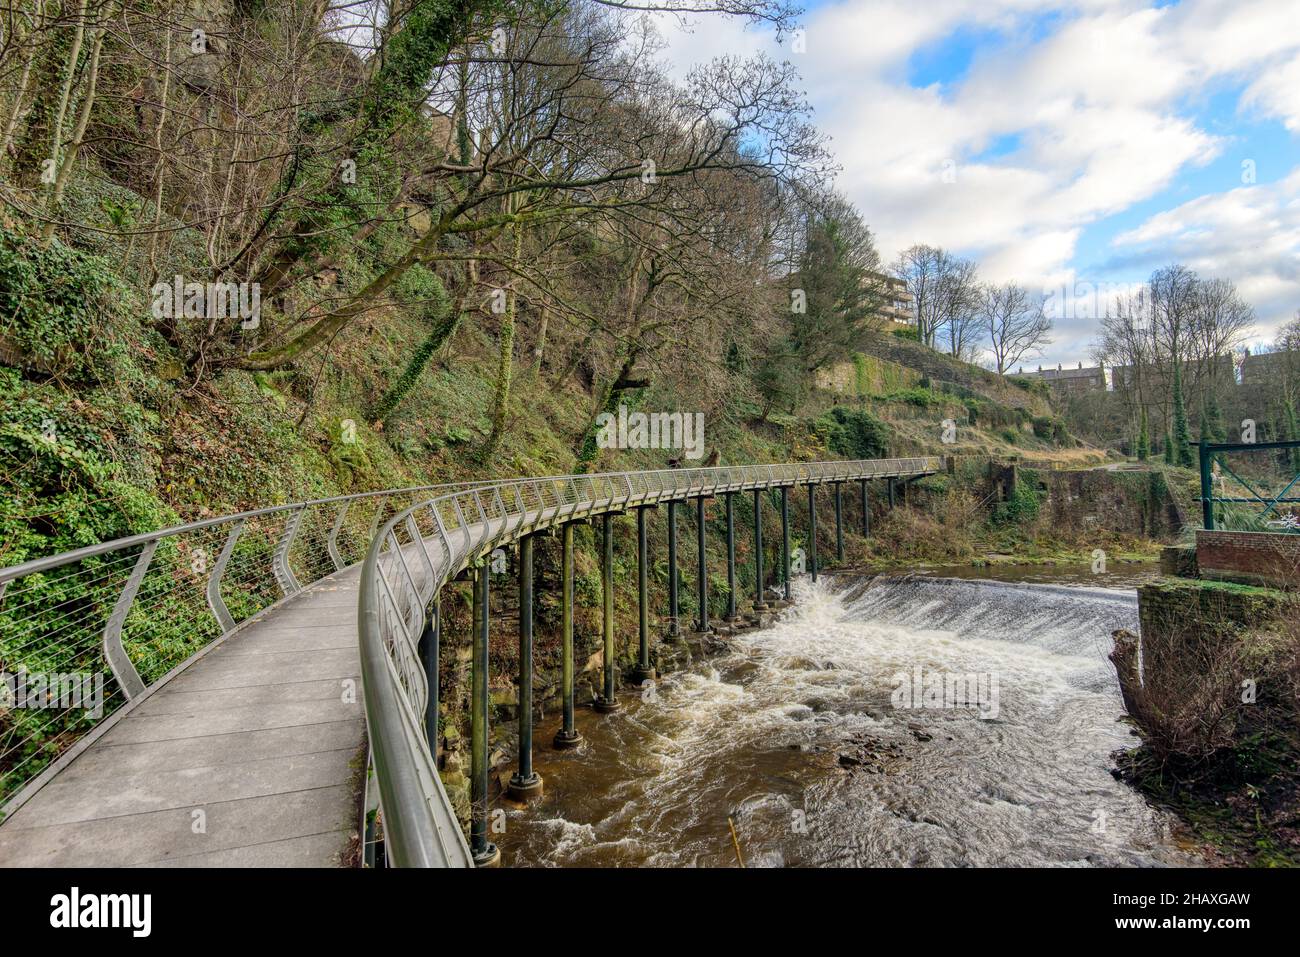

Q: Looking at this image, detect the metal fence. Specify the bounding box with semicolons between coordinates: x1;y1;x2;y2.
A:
0;479;502;812
357;457;941;867
1199;438;1300;532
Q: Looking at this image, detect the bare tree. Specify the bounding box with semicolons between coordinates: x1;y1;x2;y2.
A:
893;243;979;353
981;282;1052;374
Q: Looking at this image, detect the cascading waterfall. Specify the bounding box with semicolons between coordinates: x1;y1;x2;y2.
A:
497;574;1199;868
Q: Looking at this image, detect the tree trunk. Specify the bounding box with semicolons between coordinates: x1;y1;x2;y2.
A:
530;303;548;378
42;23;104;241
369;300;458;424
483;222;523;457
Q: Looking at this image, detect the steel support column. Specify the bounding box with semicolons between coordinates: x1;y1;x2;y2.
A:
594;513;620;713
833;481;845;563
753;489;767;611
780;485;792;601
694;496;711;633
632;506;656;683
887;477;896;509
666;498;681;639
508;535;542;799
861;479;871;536
420;593;440;757
553;523;583;749
808;484;819;583
470;565;499;866
724;492;738;621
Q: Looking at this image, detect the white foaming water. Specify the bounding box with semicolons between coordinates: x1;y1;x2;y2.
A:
501;575;1198;868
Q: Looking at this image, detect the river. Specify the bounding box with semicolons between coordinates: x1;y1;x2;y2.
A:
495;567;1200;867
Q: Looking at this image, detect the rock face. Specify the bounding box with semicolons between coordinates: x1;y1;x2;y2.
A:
174;0;235;94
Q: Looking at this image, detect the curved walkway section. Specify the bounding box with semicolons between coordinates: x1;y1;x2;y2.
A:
0;459;939;868
360;458;940;867
0;572;365;866
0;482;490;866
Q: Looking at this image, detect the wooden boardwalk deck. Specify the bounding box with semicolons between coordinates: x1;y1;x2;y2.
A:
0;571;366;867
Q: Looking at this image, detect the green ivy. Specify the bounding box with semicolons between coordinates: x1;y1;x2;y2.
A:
0;226;135;383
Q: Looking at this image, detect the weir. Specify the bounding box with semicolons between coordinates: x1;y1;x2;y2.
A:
495;574;1194;869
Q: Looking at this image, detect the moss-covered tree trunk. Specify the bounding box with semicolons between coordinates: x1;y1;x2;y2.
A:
242;0;495;295
368;303;458;425
483;222;522;457
1172;361;1194;467
574;352;650;470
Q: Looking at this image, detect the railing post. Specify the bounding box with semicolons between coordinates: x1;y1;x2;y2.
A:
780;485;792;601
207;519;244;633
595;513;620;714
694;495;711;633
1200;438;1214;530
508;535;543;799
666;498;681;639
833;481;844;563
327;501;350;570
102;541;155;700
366;496;386;549
632;506;656;684
724;491;738;621
753;488;767;611
861;479;871;537
470;563;500;866
273;506;306;596
420;593;440;756
554;522;583;749
808;483;819;583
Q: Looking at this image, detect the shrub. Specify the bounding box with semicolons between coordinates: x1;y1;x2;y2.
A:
816;407;890;459
882;387;941;408
991;481;1040;524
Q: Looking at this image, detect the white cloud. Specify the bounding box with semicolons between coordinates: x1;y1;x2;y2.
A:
652;0;1300;360
1113;167;1300;338
1242;55;1300;132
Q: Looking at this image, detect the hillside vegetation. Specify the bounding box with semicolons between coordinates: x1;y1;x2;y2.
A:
0;0;1095;569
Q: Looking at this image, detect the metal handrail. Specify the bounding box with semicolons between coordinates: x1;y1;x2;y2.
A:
357;456;941;867
0;476;505;812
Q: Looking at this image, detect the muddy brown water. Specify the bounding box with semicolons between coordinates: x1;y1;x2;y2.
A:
493;566;1199;867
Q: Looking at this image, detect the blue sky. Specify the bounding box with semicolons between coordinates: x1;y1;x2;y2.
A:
657;0;1300;367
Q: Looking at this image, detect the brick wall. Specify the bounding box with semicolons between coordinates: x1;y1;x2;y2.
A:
1196;530;1300;589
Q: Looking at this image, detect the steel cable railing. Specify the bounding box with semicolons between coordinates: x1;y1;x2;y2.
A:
0;478;505;814
358;457;942;867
